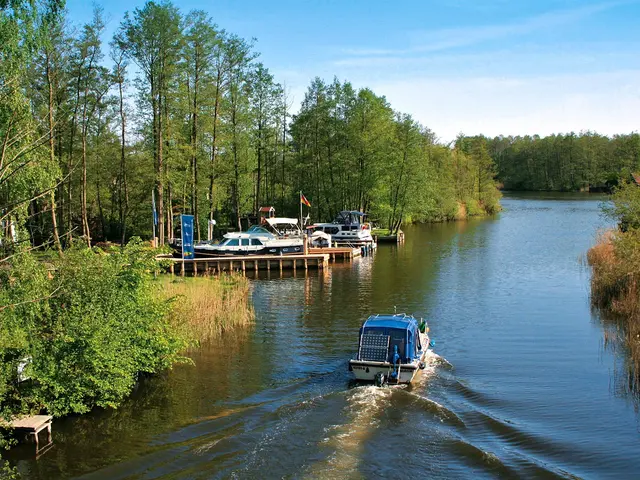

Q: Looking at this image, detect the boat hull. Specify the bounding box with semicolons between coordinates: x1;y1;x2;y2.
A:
349;359;422;384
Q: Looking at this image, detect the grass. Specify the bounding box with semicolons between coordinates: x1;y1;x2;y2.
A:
158;274;254;343
588;229;640;400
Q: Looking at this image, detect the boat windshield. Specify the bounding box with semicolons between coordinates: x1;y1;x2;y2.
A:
247;225;272;235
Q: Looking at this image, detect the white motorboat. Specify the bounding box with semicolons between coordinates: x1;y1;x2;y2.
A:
309;211;374;246
193;218;304;257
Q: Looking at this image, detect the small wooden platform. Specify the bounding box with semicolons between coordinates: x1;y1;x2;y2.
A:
309;247;361;261
163;253;330;277
10;415;52;450
375;231;405;244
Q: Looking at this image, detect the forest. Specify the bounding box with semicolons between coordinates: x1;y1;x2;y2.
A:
1;0;502;254
480;133;640;192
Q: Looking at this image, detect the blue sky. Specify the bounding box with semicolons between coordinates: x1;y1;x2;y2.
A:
66;0;640;141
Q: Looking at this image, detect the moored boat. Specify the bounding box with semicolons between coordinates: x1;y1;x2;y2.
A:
349;313;432;386
191;218;304;257
308;211;375;246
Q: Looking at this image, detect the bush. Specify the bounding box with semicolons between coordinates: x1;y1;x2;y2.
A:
0;238;189;417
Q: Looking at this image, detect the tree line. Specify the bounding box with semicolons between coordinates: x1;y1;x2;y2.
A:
1;0;502;254
474;133;640;192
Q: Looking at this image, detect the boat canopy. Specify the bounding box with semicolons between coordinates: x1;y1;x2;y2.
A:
334;211;367;225
359;314;421;363
266;217;299;227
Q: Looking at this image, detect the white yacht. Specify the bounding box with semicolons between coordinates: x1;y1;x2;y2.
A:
308;211;374;245
193;218;303;257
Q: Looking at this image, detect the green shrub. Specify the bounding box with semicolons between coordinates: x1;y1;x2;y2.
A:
0;238;189;418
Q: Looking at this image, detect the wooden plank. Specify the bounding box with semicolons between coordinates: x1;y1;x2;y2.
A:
11;415;52;431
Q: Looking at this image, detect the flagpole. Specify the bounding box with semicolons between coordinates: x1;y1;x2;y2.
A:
152;189;156;247
299;190;303;230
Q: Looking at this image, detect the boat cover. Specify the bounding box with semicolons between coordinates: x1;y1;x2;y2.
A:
358;314;420;363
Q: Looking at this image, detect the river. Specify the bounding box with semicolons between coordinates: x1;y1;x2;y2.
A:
8;193;640;479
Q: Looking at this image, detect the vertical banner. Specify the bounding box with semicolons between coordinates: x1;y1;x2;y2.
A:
181;214;195;259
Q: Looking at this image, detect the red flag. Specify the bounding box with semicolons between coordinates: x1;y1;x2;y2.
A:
300;193;311;207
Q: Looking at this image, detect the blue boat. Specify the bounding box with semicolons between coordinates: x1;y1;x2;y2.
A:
349;313;432;386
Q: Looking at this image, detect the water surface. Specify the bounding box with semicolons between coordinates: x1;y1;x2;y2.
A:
10;193;640;479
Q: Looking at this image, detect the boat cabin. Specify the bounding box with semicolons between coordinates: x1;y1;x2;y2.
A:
356;314;423;364
308;211;373;245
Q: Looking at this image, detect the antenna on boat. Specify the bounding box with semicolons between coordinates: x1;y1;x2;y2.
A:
394;305;397;314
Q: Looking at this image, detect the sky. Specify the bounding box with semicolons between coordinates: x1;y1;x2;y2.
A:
66;0;640;142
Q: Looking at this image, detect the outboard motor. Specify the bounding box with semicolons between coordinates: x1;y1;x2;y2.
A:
374;372;386;387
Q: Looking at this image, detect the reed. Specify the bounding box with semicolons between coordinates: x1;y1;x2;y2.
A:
588;229;640;398
159;274;254;343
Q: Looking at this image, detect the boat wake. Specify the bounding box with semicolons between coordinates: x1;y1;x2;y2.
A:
301;386;392;479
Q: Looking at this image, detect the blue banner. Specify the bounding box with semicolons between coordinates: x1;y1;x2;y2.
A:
181;214;194;259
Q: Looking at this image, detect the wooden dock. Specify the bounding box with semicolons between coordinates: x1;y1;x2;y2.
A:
375;230;405;244
9;415;53;454
164;253;330;276
309;247;361;261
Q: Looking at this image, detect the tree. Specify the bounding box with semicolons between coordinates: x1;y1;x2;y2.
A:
118;0;182;245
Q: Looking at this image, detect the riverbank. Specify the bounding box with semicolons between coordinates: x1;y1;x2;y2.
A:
0;241;254;467
587;230;640;389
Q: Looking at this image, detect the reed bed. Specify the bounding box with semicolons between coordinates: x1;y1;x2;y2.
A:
588;229;640;400
159;274;254;343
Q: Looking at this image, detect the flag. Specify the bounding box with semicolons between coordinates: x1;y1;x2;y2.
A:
152;190;158;225
300;193;311;207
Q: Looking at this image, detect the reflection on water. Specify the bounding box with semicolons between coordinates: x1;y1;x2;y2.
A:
596;308;640;411
6;192;640;479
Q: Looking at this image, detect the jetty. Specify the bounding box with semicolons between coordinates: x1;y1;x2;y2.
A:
309;247;361;261
163;253;330;277
8;415;53;455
